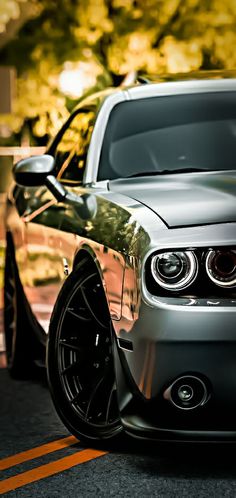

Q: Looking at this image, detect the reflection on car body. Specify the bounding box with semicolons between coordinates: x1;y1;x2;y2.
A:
4;70;236;442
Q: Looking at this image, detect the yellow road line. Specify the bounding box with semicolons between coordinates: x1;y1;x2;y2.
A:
0;436;78;471
0;448;107;494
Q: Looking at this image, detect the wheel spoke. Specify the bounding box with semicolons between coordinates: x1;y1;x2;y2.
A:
61;353;93;375
4;256;17;362
6;320;15;331
105;382;117;424
5;302;14;313
84;363;115;423
70;390;83;404
59;339;83;352
5;290;13;302
61;360;80;375
67;307;91;322
85;376;105;421
5;277;15;293
80;286;107;329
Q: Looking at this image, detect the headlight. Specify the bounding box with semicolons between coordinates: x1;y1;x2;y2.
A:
206;249;236;288
150;251;198;291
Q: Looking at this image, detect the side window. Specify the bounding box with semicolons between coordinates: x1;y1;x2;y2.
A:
52;107;96;184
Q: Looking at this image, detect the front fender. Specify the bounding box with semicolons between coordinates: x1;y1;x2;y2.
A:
74;241;126;321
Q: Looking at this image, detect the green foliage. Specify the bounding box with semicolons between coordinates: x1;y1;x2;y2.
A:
0;0;27;33
1;0;236;140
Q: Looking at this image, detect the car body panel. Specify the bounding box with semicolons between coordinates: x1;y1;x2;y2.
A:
109;171;236;227
5;72;236;440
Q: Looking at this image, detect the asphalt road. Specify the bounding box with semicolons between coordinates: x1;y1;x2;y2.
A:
1;367;236;496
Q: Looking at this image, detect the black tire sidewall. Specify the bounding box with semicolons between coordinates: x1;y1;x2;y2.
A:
4;238;36;378
47;262;122;441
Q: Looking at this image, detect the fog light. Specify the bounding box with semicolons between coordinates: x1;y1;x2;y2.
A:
163;375;209;410
177;385;193;401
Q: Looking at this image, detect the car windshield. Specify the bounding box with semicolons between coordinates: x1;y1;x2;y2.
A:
98;91;236;180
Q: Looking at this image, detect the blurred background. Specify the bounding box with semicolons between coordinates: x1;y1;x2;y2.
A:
1;0;236;354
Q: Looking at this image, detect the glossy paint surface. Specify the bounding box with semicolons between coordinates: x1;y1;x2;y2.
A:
5;74;236;440
109;170;236;227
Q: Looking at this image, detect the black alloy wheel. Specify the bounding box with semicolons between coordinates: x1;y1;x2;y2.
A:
47;259;122;442
4;235;37;378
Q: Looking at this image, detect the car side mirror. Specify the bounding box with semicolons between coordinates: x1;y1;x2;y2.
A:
13;154;97;219
13;154;69;203
13;155;55;186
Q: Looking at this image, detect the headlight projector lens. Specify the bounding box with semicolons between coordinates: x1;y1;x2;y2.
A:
206;249;236;288
151;251;198;291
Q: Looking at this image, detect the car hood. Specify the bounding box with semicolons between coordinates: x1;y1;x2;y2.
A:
108;170;236;228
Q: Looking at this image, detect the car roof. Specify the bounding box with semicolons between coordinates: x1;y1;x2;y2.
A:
71;70;236;114
123;69;236;100
136;69;236;84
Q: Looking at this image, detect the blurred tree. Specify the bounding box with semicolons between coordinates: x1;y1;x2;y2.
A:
0;0;41;46
1;0;236;141
0;0;28;33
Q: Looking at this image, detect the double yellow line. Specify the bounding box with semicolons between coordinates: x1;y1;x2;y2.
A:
0;436;107;494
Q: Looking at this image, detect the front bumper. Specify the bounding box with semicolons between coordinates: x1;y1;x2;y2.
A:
113;298;236;441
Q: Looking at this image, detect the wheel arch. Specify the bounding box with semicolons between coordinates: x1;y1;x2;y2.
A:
73;244;126;321
73;246;104;281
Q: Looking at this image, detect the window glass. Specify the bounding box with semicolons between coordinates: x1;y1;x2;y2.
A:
98;92;236;180
52;108;96;183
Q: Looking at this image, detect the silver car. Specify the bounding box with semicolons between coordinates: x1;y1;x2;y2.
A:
5;71;236;442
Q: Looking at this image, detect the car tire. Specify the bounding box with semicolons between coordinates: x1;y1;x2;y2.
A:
47;258;123;442
4;234;43;379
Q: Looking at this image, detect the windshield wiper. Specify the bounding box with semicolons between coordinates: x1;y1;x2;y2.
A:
126;168;214;178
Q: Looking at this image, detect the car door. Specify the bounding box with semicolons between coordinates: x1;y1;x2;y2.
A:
23;103;98;334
